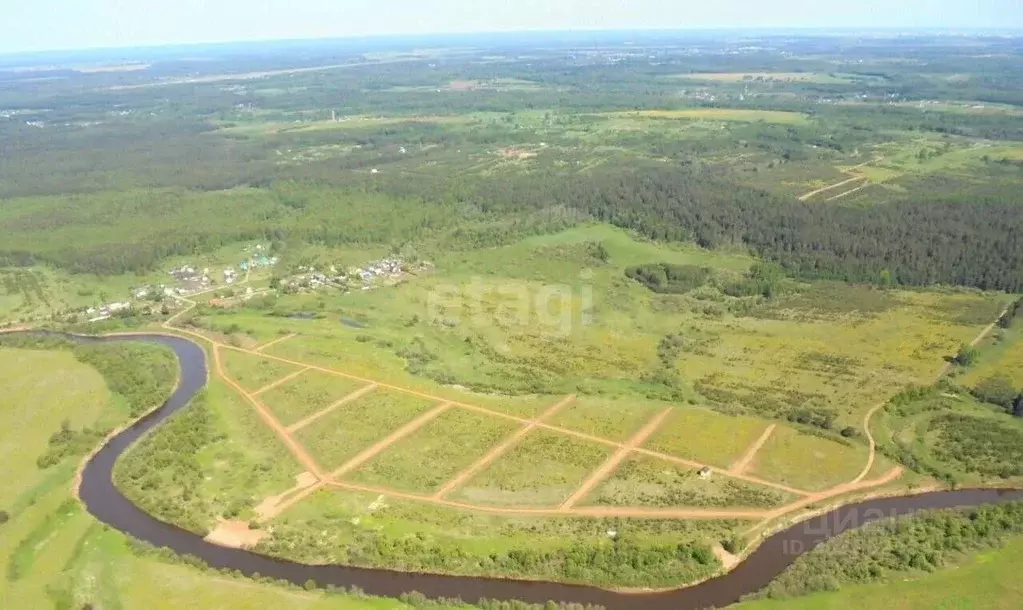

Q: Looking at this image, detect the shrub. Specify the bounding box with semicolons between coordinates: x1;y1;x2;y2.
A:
971;375;1019;411
303;579;318;591
0;510;9;524
840;426;859;438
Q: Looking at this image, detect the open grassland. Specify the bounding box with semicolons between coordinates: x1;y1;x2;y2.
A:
347;407;521;493
0;348;111;507
294;389;438;471
747;426;867;491
259;369;369;426
262;487;738;588
645;407;770;469
548;396;664;442
220;348;305;392
450;429;613;507
584;455;794;509
197;226;1003;455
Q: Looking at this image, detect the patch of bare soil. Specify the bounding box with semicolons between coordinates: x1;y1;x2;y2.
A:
205;519;267;549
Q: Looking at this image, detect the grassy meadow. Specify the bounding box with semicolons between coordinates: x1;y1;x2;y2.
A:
259;369;370;426
347;407;521;494
583;455;794;509
450;429;613;508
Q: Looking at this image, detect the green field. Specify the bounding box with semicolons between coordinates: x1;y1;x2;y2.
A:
295;389;438;471
0;348;112;508
259;369;370;426
748;426;867;491
220;349;305;392
450;429;613;507
347;407;521;493
645;407;770;469
584;455;794;509
548;396;664;442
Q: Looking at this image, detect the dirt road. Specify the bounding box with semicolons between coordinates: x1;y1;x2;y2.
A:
330;402;453;479
729;424;776;475
560;408;673;509
431;395;575;499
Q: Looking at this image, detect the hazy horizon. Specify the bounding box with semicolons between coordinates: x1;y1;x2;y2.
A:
3;0;1022;56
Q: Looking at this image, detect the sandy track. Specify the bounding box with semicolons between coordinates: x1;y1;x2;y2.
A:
431;395;575;499
252;366;310;396
330;402;454;479
255;333;298;353
798;175;865;201
852;302;1010;485
730;424;776;475
213;346;326;479
286;383;378;432
216;346;810;496
826;182;871;201
561;408;673;509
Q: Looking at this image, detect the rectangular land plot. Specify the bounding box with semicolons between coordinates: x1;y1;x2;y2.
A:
346;407;522;493
219;348;304;393
548;397;663;442
258;370;369;426
450;429;613;507
644;407;770;469
747;425;867;492
294;389;438;471
583;455;794;509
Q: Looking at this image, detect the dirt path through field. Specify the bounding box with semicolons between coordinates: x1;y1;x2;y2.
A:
330;401;453;478
286;383;378;432
255;333;298;353
798;175;865;201
252;366;310;396
730;424;776;475
561;408;673;509
431;395;575;499
852;302;1010;485
212;345;326;479
329;480;767;520
826;182;871;201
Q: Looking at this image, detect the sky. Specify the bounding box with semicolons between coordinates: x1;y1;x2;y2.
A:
2;0;1022;54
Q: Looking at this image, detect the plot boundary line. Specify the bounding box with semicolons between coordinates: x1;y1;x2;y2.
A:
161;294;1012;524
560;408;673;510
255;332;298;353
430;395;575;500
730;424;776;475
287;383;378;433
330;401;454;479
252;366;311;396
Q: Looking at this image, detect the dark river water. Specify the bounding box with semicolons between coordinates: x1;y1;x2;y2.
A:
21;331;1023;610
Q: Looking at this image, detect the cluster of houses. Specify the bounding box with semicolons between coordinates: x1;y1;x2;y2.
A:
278;257;430;294
169;265;213;294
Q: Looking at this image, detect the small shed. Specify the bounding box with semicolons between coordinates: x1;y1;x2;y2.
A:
698;467;713;480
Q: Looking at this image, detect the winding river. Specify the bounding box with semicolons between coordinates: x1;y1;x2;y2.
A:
22;331;1023;609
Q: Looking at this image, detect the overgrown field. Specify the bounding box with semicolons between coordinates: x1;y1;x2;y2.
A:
260;487;737;588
